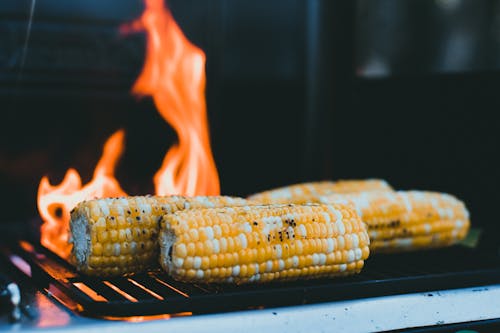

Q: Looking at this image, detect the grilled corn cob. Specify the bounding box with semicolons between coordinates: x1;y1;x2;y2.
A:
320;191;470;252
159;203;370;283
70;195;248;276
248;179;392;204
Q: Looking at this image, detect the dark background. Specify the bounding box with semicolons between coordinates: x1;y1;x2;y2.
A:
1;0;499;250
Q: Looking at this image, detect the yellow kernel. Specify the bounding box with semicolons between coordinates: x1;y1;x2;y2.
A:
204;240;214;255
187;243;195;256
98;231;109;243
175;243;187;258
110;230;118;242
184;257;194;269
186;269;196;279
89;256;102;267
117;216;126;228
188;229;199;241
103;243;113;256
195;242;204;256
92;243;103;256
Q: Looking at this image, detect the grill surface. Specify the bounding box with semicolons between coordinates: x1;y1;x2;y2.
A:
2;241;500;318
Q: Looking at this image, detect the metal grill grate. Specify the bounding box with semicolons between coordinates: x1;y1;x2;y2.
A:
2;241;500;318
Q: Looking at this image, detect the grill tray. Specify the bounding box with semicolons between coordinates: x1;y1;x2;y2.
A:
2;241;500;318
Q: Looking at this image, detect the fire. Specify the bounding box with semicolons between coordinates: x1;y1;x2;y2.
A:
126;0;220;196
37;131;126;258
37;0;220;258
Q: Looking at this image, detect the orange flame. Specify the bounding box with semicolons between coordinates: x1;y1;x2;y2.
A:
127;0;220;196
37;130;126;258
37;0;220;258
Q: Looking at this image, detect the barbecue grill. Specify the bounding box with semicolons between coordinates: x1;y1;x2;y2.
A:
2;0;500;331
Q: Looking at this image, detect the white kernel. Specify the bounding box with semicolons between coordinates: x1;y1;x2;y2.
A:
397;238;413;247
339;264;347;272
351;234;359;248
455;220;464;228
139;203;151;214
242;223;252;233
275;244;282;258
298;224;307;237
278;260;285;270
312;253;320;265
232;265;240;276
254;274;261;281
130;242;137;254
193;256;202;269
196;270;204;279
220;238;227;251
347;250;355;262
98;201;110;216
113;243;120;256
239;233;248;249
326;239;334;253
292;256;299;267
355;248;362;260
424;224;431;233
318;253;326;265
338;236;345;249
333;209;343;223
400;192;413;212
204;227;214;240
266;260;273;272
174;258;184;268
212;239;220;254
255;264;260;274
213;225;222;237
322;212;331;223
336;220;345;235
115;206;124;215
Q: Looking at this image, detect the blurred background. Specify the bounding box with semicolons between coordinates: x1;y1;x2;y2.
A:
1;0;499;249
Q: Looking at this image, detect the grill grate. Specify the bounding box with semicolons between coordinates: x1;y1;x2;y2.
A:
2;241;500;318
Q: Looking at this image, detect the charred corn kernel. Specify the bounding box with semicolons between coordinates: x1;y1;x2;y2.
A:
69;195;248;276
159;203;370;284
319;191;470;252
248;179;392;204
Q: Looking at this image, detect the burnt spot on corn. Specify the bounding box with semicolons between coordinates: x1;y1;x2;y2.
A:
168;246;173;260
127;210;131;215
389;220;400;227
136;216;141;221
253;221;258;226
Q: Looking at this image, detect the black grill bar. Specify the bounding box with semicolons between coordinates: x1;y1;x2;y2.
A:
2;241;500;318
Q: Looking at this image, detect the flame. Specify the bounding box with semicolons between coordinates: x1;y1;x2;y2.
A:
37;0;220;259
127;0;220;196
37;130;126;258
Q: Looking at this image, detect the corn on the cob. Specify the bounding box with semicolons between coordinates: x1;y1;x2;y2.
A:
69;195;248;276
320;191;470;252
248;179;392;204
159;203;370;283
